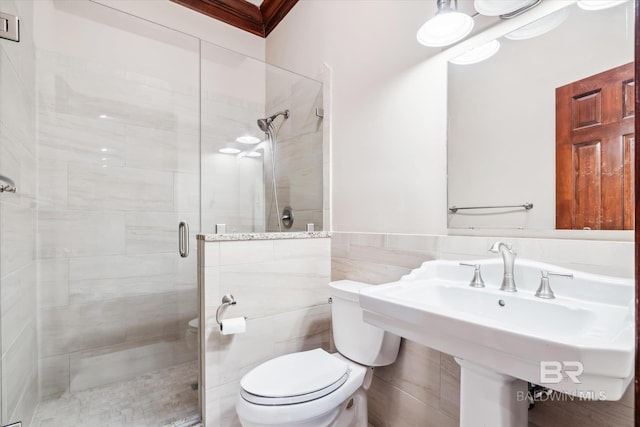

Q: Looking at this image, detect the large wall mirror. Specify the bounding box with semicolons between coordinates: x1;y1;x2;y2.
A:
447;1;634;232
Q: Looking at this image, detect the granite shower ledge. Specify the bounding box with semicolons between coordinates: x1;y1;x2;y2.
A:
197;231;331;241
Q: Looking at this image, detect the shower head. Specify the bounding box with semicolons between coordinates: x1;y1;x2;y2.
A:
257;118;270;132
257;110;290;132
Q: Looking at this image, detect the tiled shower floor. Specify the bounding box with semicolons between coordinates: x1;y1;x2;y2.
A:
31;361;200;427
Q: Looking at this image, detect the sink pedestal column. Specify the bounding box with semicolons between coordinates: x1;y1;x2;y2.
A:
456;358;528;427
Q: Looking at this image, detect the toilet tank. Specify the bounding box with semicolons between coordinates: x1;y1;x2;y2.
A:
329;280;401;366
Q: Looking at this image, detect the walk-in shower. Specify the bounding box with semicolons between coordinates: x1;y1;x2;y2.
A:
0;1;323;425
258;110;290;232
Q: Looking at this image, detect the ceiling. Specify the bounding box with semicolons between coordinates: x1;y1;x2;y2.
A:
170;0;298;38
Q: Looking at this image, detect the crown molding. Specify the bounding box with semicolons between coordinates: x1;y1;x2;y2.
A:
171;0;298;37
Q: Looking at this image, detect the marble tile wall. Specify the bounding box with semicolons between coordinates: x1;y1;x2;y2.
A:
35;44;201;400
0;0;39;424
331;232;634;427
265;73;324;232
199;237;331;426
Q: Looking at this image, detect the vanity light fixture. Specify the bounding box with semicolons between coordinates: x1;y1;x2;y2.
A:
235;135;261;144
449;39;501;65
219;147;241;154
576;0;628;10
504;7;569;40
417;0;474;47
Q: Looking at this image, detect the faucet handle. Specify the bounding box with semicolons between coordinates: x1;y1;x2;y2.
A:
459;263;485;288
489;241;513;253
535;271;573;299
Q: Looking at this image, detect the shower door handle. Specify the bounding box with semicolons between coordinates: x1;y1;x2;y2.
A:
178;221;189;258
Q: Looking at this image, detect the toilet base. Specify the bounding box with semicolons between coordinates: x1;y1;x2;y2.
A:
331;387;367;427
332;367;373;427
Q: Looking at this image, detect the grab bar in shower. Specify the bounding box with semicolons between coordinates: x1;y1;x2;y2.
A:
0;174;16;193
449;203;533;213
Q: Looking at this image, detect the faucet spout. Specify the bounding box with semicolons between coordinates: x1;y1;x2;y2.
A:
489;241;517;292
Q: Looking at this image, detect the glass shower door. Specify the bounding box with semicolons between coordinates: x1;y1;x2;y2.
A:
32;1;201;425
200;41;324;234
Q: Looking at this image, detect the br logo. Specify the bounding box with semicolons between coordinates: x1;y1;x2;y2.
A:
539;361;584;384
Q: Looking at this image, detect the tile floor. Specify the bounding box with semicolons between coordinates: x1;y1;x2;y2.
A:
31;361;200;427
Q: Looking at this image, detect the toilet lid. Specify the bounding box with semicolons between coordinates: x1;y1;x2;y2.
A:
240;349;350;405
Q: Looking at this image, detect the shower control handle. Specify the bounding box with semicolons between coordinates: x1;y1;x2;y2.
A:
281;207;294;229
178;221;189;258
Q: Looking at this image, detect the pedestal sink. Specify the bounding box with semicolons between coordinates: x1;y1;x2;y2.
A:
358;258;634;427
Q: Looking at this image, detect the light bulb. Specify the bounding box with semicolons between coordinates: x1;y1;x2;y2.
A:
417;11;474;47
505;8;569;41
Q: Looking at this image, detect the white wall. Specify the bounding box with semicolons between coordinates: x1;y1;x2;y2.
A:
265;0;449;234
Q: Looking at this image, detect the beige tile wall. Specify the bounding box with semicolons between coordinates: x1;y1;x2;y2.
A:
199;237;332;427
0;0;39;424
331;232;634;427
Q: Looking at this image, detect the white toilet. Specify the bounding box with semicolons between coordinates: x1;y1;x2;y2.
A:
236;280;401;427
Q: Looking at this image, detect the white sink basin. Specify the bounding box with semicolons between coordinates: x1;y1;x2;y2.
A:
359;258;634;402
394;283;607;338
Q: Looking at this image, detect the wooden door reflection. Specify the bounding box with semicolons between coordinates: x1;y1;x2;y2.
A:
556;62;635;230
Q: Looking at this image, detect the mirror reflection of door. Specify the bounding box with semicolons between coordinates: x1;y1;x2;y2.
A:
556;62;635;230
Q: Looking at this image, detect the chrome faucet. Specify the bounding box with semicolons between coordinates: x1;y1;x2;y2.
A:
489;241;517;292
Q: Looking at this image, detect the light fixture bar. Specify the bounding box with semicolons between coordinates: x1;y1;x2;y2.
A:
499;0;542;19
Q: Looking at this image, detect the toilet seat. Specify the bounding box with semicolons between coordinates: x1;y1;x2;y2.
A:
236;352;369;427
240;349;350;405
